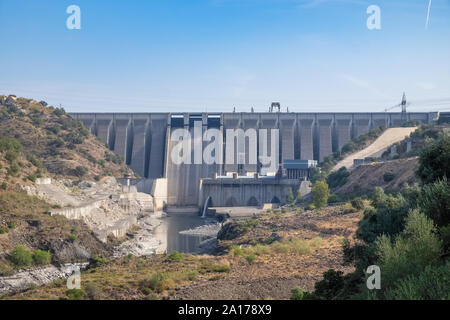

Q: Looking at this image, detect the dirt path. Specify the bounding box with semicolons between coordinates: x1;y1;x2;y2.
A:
333;127;417;171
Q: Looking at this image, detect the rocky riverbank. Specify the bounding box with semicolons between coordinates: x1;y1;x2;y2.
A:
0;263;88;294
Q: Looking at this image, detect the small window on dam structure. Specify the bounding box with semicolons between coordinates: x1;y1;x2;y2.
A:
171;114;184;128
189;114;202;127
208;115;221;128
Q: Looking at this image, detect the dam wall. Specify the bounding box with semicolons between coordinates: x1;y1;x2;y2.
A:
71;112;438;207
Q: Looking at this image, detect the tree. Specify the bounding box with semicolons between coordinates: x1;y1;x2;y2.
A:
33;250;51;265
417;132;450;184
286;188;294;205
312;181;329;209
374;210;442;290
296;189;303;204
10;245;33;268
418;177;450;227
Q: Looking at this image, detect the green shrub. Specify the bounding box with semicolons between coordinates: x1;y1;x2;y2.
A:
417;178;450;227
229;245;244;257
210;263;231;273
295;190;303;204
374;210;442;288
33;250;51;265
10;245;33;268
1;182;7;190
74;166;88;177
26;154;42;167
0;260;14;276
440;224;450;254
239;219;258;232
328;194;341;204
384;263;450;300
66;289;85;300
340;203;358;214
0;226;9;234
5;150;19;162
417;132;450;184
0;137;23;154
187;270;198;281
168;251;183;261
327;167;350;189
351;198;365;210
53;107;66;116
199;260;231;274
146;273;166;292
68;234;77;242
383;172;396;182
358;188;410;243
91;255;108;267
290;287;307;300
362;206;376;219
306;204;316;211
245;253;256;264
314;269;345;300
7;161;20;176
85;282;101;300
146;292;160;300
286;188;294;205
312;181;329;209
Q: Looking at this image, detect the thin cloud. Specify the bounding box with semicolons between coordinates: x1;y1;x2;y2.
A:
426;0;432;29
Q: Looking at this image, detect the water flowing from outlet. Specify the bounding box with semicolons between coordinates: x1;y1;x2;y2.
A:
202;196;212;218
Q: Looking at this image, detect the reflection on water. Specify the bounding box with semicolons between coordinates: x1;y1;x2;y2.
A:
153;214;213;254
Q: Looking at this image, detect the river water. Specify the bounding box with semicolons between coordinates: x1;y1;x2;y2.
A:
153;214;219;254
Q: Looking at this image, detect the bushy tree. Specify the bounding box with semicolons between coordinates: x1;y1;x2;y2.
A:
10;245;33;268
384;263;450;300
374;210;442;288
296;189;303;204
33;249;51;265
312;181;329;209
286;188;294;205
417;177;450;227
327;167;350;189
357;188;409;243
417;132;450;184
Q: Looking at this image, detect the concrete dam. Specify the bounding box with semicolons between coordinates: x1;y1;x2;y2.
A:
70;112;438;209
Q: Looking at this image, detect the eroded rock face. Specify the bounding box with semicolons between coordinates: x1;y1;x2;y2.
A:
0;263;88;294
217;222;246;241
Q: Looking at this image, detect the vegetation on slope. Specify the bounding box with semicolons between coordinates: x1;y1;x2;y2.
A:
0;95;135;277
0;95;133;184
292;133;450;300
0;190;109;276
311;125;387;182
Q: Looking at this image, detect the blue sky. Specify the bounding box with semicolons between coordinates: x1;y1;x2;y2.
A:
0;0;449;112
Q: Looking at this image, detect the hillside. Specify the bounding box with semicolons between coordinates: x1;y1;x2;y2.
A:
333;157;420;197
332;127;417;171
380;124;450;160
0;95;133;187
0;95;137;280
